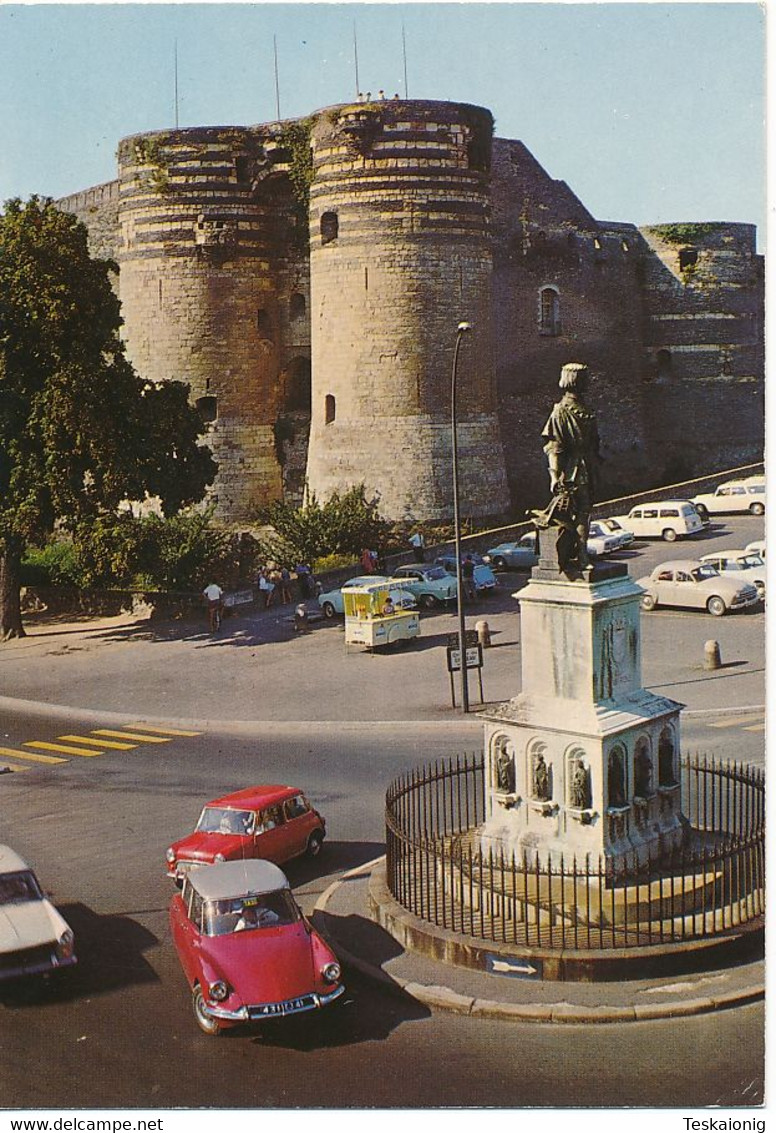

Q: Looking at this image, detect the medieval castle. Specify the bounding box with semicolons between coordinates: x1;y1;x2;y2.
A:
57;99;764;524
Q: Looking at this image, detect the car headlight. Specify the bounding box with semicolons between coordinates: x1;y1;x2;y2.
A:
209;979;230;1002
322;961;341;984
166;847;176;863
56;928;75;960
214;853;225;862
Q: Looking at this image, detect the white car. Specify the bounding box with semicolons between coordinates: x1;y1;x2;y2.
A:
745;540;766;560
609;500;704;542
699;550;766;599
0;845;77;980
636;560;760;616
692;479;765;518
590;518;635;549
316;576;416;619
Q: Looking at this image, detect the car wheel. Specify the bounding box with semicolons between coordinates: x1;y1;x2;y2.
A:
750;502;765;516
662;528;678;542
322;601;337;619
306;830;324;858
192;985;221;1036
640;593;657;611
707;595;727;617
493;556;506;570
420;593;438;609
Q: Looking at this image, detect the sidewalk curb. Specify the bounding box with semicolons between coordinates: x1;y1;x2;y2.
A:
314;864;765;1025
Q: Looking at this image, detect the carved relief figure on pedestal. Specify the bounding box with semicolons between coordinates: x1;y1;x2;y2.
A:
658;728;677;786
634;740;653;799
532;750;551;801
531;362;602;577
492;735;516;795
607;747;626;808
569;756;591;810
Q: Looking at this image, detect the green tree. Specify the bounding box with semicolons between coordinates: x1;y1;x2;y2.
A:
0;197;216;638
259;484;391;566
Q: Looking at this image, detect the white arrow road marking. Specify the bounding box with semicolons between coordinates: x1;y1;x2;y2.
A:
491;960;538;975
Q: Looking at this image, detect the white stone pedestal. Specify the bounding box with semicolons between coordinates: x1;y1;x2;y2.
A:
480;554;684;873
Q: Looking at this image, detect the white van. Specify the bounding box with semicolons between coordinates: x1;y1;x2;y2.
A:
692;479;765;518
608;500;704;542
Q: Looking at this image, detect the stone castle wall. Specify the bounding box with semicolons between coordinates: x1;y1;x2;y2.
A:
56;100;764;525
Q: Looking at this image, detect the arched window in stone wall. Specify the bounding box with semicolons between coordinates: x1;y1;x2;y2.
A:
325;394;336;425
634;738;653;799
679;247;698;270
285;357;311;413
195;396;218;424
658;728;677;787
539;287;560;336
320;212;339;245
257;308;273;338
289;292;306;321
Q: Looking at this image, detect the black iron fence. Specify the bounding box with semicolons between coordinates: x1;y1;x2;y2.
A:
385;753;764;950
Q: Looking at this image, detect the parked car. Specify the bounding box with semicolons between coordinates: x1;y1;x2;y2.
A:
636;560;760;616
316;576;416;619
170;859;345;1035
434;553;498;594
586;527;621;558
483;533;539;571
589;518;635;549
0;845;77;981
609;500;704;542
166;786;326;884
691;479;765;518
745;540;766;560
699;550;766;599
391;564;458;607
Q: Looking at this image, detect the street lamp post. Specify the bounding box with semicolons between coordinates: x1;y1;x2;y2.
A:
451;321;471;713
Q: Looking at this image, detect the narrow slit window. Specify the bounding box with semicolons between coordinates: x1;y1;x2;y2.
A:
320;212;339;244
539;287;560;336
325;394;336;424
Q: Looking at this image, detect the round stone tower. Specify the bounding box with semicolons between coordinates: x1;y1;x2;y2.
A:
117;125;303;522
306;100;509;522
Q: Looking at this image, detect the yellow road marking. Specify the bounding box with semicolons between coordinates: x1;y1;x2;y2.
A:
708;714;764;729
24;741;103;757
91;729;171;744
129;724;201;738
0;746;67;765
743;724;765;733
58;734;138;750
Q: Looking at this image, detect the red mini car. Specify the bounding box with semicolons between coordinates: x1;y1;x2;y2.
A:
170;859;344;1035
166;785;326;884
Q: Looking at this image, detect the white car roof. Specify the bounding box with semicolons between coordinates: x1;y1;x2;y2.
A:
700;550;755;560
633;499;695;508
189;859;290;901
0;844;31;874
650;560;706;573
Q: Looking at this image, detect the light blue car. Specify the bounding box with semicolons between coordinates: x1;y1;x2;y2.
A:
316;576;417;619
391;565;458;608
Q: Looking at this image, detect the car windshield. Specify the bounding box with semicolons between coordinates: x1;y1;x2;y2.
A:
692;565;720;582
0;869;43;904
423;567;447;580
203;889;300;936
196;807;255;836
738;555;763;568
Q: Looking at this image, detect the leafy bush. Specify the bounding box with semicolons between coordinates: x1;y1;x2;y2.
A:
21;541;81;586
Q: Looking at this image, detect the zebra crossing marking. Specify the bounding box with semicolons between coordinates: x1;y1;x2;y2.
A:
58;734;138;750
90;729;171;744
0;745;68;765
129;724;201;738
24;740;103;757
708;714;764;729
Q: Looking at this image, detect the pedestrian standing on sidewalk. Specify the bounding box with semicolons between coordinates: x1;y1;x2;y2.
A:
462;555;477;603
279;566;293;604
257;569;274;608
409;530;426;563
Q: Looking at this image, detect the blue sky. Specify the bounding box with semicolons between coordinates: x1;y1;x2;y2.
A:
0;3;766;244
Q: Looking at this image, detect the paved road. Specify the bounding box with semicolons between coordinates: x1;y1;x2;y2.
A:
0;512;765;1111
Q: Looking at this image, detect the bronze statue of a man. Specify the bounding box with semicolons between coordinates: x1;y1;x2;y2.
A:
536;362;602;574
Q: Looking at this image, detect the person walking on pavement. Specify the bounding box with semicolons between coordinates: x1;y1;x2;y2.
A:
462;555;477;603
278;566;293;604
257;569;274;608
409;530;426;563
203;582;224;633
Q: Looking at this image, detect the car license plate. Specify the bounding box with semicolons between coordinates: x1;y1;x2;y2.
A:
250;994;317;1018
